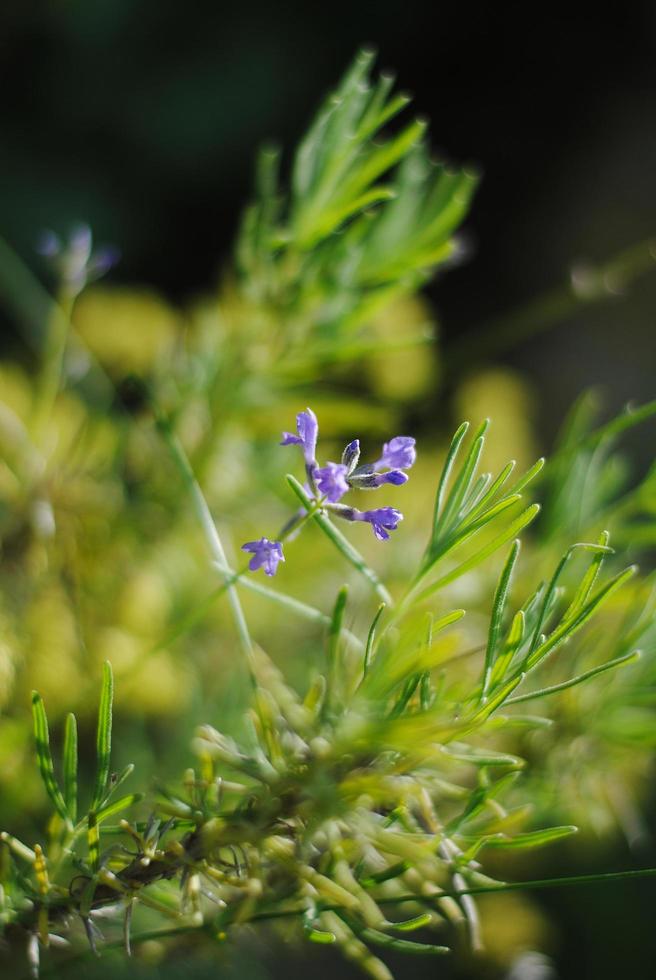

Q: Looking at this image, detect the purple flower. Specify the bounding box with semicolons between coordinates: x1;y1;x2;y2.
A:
338;506;403;541
36;223;119;296
315;462;350;503
348;468;408;490
281;408;319;466
375;436;416;471
241;538;285;576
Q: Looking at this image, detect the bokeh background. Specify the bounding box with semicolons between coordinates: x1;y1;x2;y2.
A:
1;2;656;979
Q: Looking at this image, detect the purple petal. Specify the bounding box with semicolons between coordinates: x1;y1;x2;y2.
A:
376;436;416;471
316;462;350;503
281;432;303;446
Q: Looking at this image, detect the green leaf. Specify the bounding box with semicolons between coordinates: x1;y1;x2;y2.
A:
481;540;521;701
561;530;612;623
507;650;640;705
431;421;470;536
434;420;489;543
91;661;114;810
357;926;449;956
490;610;525;687
476;825;578;850
524;564;637;671
326;586;349;711
363;603;386;678
414;504;541;605
95;793;144;825
31;692;69;823
63;712;78;824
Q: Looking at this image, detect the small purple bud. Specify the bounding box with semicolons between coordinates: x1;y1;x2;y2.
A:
88;245;121;279
315;462;350;503
347;468;408;490
341;439;360;475
36;230;61;258
376;436;416;471
241;538;285;576
381;469;408;486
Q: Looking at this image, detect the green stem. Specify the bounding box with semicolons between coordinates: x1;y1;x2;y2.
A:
31;292;75;440
158;419;257;692
40;864;656;975
286;474;393;605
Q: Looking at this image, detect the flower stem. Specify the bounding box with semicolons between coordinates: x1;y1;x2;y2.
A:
286;474;393;606
158;418;257;692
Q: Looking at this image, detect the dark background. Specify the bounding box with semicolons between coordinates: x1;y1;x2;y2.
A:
2;2;656;978
2;1;656;435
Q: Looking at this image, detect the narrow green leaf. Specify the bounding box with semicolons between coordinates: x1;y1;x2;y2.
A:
561;530;611;623
358;926;449;955
31;692;69;823
327;586;348;710
0;831;36;864
526;541;613;659
311;186;396;242
489;610;525;687
507;456;546;495
431;421;470;538
414;504;541;604
95;793;144;825
481;540;520;702
63;712;78;824
91;661;114;810
507;650;640;705
389;912;432;932
476;826;578;850
104;763;135;802
436;420;489;539
525;565;637;671
363;603;386;678
464;459;516;525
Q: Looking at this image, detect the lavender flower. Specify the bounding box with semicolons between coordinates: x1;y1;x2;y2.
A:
36;223;120;297
345;506;404;541
375;436;416;472
281;407;319;467
315;462;350;503
246;411;414;576
241;538;285;576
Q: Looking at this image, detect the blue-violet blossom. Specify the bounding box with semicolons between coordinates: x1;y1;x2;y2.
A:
241;538;285;576
344;507;404;541
37;223;120;297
